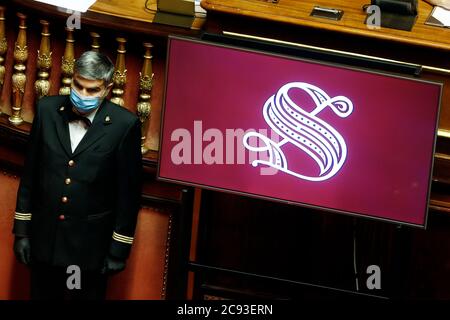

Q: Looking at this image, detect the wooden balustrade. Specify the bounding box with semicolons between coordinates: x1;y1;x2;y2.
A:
90;31;101;52
137;42;154;155
35;20;51;100
59;27;75;96
0;5;156;156
0;6;7;98
9;12;27;126
111;37;127;107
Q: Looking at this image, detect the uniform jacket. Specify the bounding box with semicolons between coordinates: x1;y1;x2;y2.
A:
13;95;142;270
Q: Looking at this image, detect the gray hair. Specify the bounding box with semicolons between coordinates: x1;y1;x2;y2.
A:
74;51;115;84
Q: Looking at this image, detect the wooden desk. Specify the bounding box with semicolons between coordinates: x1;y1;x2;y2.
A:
10;0;205;37
90;0;205;30
202;0;450;50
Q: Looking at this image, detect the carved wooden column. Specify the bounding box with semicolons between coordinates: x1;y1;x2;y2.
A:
9;13;28;126
59;27;75;95
136;43;154;155
0;6;7;99
90;32;100;52
110;37;127;107
35;20;52;100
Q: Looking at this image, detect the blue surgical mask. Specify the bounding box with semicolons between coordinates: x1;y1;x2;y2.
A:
70;88;103;113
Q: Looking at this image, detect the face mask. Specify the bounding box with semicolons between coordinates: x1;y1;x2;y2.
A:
70;87;105;113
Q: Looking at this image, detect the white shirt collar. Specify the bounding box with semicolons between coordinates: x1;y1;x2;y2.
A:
85;107;99;122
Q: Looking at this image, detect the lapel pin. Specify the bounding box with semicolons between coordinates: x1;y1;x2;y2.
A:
59;106;65;111
105;116;111;123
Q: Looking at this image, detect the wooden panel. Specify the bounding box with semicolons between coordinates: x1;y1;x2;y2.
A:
195;189;450;299
0;172;30;300
405;210;450;298
201;0;450;50
197;190;365;296
107;207;171;300
0;172;175;300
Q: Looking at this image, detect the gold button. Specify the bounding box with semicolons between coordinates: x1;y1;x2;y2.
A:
68;160;75;167
65;178;71;185
62;197;68;203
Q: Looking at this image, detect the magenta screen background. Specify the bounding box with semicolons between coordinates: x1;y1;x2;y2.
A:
158;38;442;226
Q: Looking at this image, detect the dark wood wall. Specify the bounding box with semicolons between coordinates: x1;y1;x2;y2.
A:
192;189;450;299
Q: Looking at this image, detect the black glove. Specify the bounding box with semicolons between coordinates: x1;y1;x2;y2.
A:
101;255;126;275
14;236;31;265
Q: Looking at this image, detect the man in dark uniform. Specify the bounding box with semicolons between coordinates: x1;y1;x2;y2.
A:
12;51;142;300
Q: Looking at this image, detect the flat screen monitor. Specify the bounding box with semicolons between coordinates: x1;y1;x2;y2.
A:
157;36;442;227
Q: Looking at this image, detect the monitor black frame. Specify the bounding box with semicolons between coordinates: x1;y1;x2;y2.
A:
157;34;443;229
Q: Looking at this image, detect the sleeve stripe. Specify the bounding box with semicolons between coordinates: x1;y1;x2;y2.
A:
14;213;32;221
113;232;134;241
15;212;32;216
112;236;133;244
112;232;134;244
15;217;32;221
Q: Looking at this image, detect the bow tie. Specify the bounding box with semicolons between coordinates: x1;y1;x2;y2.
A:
67;107;92;127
